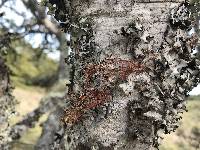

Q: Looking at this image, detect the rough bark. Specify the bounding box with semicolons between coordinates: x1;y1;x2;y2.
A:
38;1;200;150
0;56;15;150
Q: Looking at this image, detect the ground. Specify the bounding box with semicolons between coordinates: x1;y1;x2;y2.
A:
10;86;46;150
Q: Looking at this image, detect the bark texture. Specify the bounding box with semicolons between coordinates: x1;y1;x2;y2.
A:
41;1;200;150
0;56;15;150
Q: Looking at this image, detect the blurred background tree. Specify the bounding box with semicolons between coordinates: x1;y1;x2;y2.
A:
0;0;70;87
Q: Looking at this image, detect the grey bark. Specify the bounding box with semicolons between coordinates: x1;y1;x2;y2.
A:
36;1;200;150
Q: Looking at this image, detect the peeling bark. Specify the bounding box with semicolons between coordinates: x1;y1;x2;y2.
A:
40;1;200;150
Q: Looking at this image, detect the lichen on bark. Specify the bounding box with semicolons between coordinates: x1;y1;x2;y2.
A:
0;55;16;150
44;1;199;149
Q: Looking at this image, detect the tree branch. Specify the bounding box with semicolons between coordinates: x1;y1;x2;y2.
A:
22;0;61;38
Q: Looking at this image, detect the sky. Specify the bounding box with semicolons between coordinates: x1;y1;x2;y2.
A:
1;0;60;60
1;0;200;95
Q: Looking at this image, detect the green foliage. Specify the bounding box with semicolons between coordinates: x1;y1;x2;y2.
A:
4;39;58;87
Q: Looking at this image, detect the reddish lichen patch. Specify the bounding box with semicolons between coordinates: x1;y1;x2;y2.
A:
62;89;112;125
84;58;145;82
62;58;146;125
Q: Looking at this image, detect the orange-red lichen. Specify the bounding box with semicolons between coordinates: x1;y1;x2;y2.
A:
62;89;112;125
62;58;146;125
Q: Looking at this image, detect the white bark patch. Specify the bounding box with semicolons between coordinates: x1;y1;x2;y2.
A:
144;111;162;121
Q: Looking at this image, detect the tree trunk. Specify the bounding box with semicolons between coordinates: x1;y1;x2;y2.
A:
38;0;200;150
0;56;15;150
